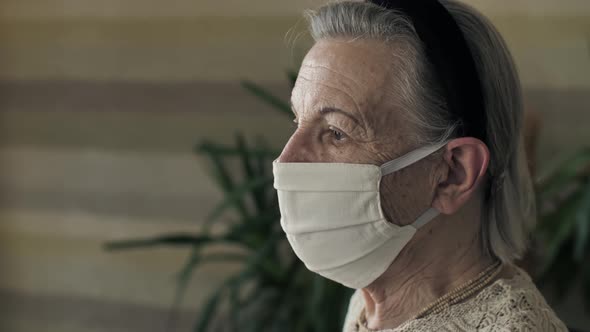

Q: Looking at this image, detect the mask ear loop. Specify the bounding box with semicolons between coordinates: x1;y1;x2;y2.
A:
411;208;440;229
379;141;449;229
380;141;449;176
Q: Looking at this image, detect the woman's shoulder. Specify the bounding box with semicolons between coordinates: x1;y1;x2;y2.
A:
398;264;569;332
341;265;569;332
468;265;569;331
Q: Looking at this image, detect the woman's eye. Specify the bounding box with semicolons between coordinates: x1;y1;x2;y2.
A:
331;128;345;141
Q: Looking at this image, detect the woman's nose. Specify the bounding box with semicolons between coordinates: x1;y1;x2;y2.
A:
277;131;315;163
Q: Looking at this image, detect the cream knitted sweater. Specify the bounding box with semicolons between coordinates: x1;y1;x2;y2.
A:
343;266;568;332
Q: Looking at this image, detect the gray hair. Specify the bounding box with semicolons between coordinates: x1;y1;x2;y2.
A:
304;0;536;262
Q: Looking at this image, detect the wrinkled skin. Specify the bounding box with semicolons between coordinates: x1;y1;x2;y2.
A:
278;39;509;329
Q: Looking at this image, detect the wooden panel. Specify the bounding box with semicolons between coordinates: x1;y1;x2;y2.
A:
0;16;588;87
1;0;589;19
0;18;311;81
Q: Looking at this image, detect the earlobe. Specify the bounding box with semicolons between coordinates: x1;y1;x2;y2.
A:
431;138;490;215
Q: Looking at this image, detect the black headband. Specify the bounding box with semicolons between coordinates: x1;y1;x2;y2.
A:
369;0;486;141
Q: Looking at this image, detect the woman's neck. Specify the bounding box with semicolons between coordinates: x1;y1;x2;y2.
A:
361;212;495;330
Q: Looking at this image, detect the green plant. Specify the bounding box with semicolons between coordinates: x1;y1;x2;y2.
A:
535;149;590;307
105;70;353;332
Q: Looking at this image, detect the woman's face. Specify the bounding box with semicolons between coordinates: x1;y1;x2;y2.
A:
279;38;404;165
278;38;440;226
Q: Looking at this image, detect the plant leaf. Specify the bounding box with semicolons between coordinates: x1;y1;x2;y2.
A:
536;148;590;201
199;253;249;264
582;257;590;311
236;134;256;179
241;80;292;117
574;179;590;260
310;276;327;331
538;187;588;276
103;234;215;251
545;242;578;299
194;287;223;332
207;147;251;221
227;282;240;332
167;247;201;331
193;268;256;332
241;233;284;282
236;134;266;213
205;176;273;224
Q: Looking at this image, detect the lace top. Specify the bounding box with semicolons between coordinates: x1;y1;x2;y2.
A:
343;266;568;332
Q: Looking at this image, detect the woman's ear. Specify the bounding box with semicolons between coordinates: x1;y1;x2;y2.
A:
431;137;490;215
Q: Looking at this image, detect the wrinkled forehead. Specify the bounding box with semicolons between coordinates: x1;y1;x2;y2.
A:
293;39;395;113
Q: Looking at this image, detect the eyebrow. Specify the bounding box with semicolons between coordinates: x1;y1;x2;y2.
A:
290;101;361;126
318;107;361;126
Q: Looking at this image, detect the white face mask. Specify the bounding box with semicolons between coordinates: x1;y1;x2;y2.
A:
272;141;448;289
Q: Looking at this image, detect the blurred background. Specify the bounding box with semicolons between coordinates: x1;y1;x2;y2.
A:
0;0;589;331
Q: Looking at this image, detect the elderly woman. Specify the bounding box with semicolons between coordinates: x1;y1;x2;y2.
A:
272;0;568;331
